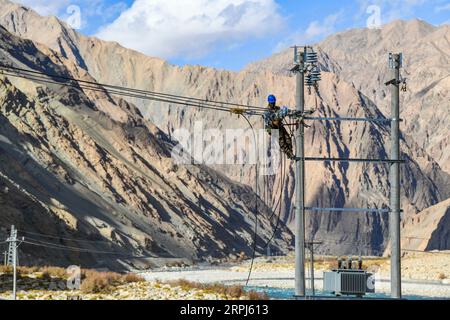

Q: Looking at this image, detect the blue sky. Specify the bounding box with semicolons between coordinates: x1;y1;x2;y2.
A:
16;0;450;70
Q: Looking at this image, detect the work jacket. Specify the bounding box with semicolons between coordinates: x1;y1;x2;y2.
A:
264;106;289;131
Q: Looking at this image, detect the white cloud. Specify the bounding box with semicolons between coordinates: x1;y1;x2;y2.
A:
95;0;284;59
13;0;70;16
12;0;129;31
355;0;434;24
435;3;450;12
274;11;342;52
305;12;341;39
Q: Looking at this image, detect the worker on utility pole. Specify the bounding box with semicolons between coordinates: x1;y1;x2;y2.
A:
264;94;295;160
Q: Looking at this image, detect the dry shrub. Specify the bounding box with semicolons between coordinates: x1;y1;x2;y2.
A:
80;275;109;293
247;290;269;300
167;279;201;291
123;273;145;283
80;271;121;293
18;266;40;274
226;285;244;299
3;265;144;294
1;266;66;277
204;283;226;294
438;273;447;280
80;270;143;293
236;252;247;263
0;265;12;273
166;280;260;300
39;266;67;278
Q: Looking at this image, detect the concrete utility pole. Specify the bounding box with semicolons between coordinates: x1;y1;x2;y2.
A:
294;46;306;298
388;53;402;299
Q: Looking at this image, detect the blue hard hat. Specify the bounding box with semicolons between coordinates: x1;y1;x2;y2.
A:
268;94;276;103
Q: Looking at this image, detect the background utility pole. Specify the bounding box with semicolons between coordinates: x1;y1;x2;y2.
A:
306;241;322;297
388;53;402;299
6;225;18;300
294;46;306;297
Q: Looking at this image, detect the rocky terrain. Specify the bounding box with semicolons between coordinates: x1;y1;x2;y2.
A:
0;281;254;301
0;266;265;300
402;198;450;251
0;0;448;259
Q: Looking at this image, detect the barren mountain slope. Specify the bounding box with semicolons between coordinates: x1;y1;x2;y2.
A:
0;26;293;269
402;198;450;251
245;19;450;174
0;1;448;254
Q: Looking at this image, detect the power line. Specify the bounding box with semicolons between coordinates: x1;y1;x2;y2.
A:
20;240;157;259
0;69;239;114
24;237;117;253
242;114;259;287
22;237;155;258
17;229;113;244
0;64;266;114
263;150;286;248
0;64;267;111
264;148;285;224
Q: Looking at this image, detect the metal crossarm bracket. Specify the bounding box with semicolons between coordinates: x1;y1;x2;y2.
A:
298;157;405;164
289;109;315;119
384;78;406;86
305;207;397;213
290;64;302;73
385;78;397;86
304;116;403;123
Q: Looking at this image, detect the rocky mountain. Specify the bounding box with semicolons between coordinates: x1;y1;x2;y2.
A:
0;25;293;270
0;0;448;256
402;198;450;251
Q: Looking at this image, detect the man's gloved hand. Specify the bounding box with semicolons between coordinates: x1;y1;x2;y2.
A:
280;106;289;117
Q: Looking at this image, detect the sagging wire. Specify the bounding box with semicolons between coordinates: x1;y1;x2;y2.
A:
20;239;159;258
0;70;237;114
17;229;114;244
262;146;286;249
261;123;282;223
240;114;259;287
